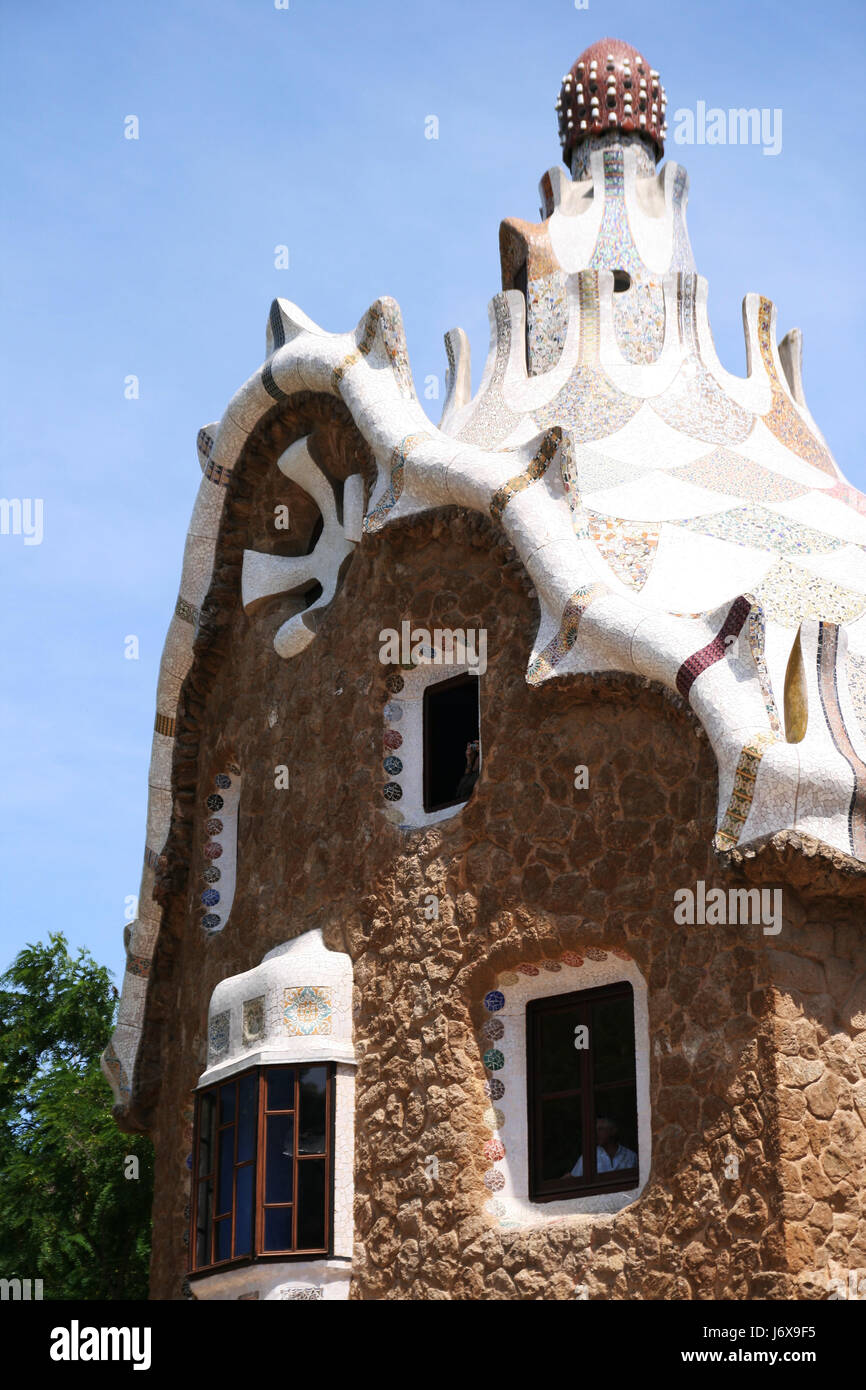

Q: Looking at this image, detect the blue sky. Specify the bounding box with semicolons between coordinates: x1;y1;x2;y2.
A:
2;0;864;985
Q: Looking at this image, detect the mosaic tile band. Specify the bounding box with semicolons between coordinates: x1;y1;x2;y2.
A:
527;584;607;686
174;596;199;626
204;458;232;487
364;433;430;534
676;595;752;699
489;427;564;522
714;731;779;852
747;605;783;737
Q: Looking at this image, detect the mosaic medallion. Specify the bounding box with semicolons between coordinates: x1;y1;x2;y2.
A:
284;985;332;1037
204;818;223;836
484;1169;505;1192
202;913;221;931
484;1138;506;1162
561;952;584;967
201;889;220;907
385;673;404;694
483;990;505;1013
584;947;608;961
208;1011;230;1057
215;773;232;790
383;730;403;751
203;866;221;883
483;1048;505;1072
482;1017;505;1041
243;996;265;1042
484;1078;505;1100
205;794;224;813
383;756;403;776
383;782;403;801
203;842;223;860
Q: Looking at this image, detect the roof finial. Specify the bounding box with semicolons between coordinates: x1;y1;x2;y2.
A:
557;37;667;171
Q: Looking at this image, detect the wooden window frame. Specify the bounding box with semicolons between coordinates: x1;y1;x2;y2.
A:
422;671;480;814
526;981;639;1204
189;1062;335;1276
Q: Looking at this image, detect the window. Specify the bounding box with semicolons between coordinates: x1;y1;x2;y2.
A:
422;673;480;813
191;1064;333;1273
527;982;639;1202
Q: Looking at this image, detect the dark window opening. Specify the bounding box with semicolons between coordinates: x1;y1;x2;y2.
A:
613;270;631;294
190;1063;334;1274
527;982;639;1203
423;673;480;813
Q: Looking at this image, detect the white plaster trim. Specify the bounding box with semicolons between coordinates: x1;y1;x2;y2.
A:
381;657;481;829
199;1042;356;1088
191;1258;351;1301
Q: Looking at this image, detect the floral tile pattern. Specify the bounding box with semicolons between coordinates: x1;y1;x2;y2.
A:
208;1011;230;1060
283;985;333;1037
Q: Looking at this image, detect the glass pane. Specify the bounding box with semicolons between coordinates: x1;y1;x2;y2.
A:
591;993;636;1086
297;1159;326;1250
592;1086;639;1175
195;1179;213;1268
267;1068;295;1112
298;1065;328;1154
234;1165;253;1257
219;1081;235;1124
538;1006;583;1093
237;1073;257;1163
541;1095;583;1183
217;1126;234;1215
265;1114;294;1203
215;1218;231;1262
264;1205;294;1252
197;1093;216;1177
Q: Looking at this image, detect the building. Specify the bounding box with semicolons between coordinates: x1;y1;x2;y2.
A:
104;38;866;1300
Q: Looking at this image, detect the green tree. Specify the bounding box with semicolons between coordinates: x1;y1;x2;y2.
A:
0;933;152;1298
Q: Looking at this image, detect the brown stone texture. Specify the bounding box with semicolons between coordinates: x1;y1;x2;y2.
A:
137;398;866;1300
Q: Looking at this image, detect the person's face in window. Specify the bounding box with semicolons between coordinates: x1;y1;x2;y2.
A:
596;1117;617;1152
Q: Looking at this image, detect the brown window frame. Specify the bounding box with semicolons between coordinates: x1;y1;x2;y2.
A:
527;981;639;1203
189;1062;335;1277
422;671;481;814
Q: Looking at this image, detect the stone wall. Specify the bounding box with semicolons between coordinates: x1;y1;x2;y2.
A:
141;402;866;1300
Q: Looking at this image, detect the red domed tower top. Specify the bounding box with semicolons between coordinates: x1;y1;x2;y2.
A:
557;38;667;169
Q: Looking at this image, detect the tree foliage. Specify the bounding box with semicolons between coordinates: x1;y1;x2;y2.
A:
0;933;153;1299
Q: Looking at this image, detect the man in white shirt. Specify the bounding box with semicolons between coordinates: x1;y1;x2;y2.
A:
569;1117;637;1178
